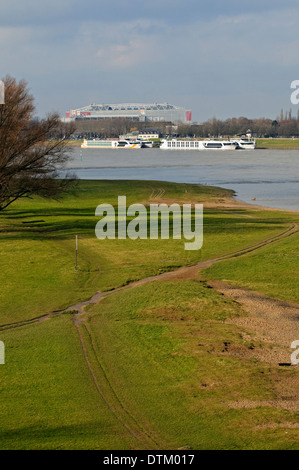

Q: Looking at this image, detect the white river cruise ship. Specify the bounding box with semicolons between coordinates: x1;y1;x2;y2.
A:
159;139;238;150
81;139;142;149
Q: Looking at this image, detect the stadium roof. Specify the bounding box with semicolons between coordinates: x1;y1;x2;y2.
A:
74;103;179;112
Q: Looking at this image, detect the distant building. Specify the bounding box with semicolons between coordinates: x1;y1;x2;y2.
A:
65;103;192;124
138;130;161;139
119;130;161;140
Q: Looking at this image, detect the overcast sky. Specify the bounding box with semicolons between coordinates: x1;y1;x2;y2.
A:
1;0;299;121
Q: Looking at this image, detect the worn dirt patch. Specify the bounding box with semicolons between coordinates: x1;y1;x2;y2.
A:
208;280;299;412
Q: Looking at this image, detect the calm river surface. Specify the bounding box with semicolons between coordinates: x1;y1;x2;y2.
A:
62;147;299;211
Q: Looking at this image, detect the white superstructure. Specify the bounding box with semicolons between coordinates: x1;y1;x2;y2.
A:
233;139;256;150
159;139;237;150
81;139;142;149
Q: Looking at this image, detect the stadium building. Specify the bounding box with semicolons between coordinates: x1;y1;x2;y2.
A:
65;103;192;123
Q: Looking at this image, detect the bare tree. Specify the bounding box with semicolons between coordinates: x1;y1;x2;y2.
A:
0;76;76;211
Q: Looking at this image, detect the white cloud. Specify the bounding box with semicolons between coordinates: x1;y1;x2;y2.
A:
1;5;299;119
96;39;152;68
74;19;166;69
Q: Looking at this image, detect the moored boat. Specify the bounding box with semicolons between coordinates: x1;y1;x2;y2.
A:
159;139;237;150
140;141;154;148
81;139;142;149
233;138;256;150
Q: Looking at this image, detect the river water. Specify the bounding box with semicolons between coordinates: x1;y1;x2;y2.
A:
62;147;299;211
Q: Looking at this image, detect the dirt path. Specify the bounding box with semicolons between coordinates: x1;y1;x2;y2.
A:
1;223;297;331
64;222;299;314
1;222;298;443
63;222;299;427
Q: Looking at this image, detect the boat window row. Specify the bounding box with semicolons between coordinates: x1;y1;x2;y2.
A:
204;143;223;148
87;141;112;146
167;141;201;148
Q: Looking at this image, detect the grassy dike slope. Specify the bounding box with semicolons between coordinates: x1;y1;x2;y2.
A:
256;138;299;149
0;180;299;449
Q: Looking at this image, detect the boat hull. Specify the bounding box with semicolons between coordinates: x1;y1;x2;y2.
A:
140;141;154;148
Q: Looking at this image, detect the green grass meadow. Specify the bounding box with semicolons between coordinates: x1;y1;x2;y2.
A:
256;138;299;149
0;180;299;449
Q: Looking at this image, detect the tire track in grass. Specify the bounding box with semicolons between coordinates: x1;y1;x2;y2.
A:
0;222;298;448
74;319;166;450
69;222;299;301
66;222;298;449
74;319;162;449
2;223;297;332
149;186;166;200
0;312;56;331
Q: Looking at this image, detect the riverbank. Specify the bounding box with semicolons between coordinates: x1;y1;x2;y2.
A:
65;138;299;150
256;138;299;149
1;180;298;449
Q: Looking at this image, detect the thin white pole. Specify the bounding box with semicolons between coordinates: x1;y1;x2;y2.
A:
75;235;78;270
